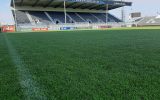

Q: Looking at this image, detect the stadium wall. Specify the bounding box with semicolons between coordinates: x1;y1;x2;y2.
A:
16;22;131;32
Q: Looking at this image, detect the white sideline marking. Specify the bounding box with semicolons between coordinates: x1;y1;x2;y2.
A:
3;34;47;100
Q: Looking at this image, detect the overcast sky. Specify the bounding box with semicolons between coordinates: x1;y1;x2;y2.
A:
0;0;160;24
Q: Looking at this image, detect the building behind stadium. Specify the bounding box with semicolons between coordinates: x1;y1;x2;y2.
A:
129;12;160;27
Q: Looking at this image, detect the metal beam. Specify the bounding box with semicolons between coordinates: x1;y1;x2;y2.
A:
20;0;24;6
88;4;99;9
76;4;88;9
66;2;78;8
70;3;83;8
72;3;86;9
11;0;13;7
32;0;40;7
58;2;69;8
69;3;82;8
80;3;93;9
54;2;63;8
96;5;117;10
96;5;106;10
101;5;122;10
44;0;55;8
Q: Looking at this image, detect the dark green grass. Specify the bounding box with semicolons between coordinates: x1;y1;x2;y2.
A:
0;33;23;100
2;29;160;100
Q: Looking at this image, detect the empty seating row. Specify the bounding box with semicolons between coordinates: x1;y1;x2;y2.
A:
15;11;122;25
29;11;51;24
47;12;73;24
14;11;30;24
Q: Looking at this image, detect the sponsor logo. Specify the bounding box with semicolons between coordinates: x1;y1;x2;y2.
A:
2;25;15;32
32;28;48;31
60;27;75;30
98;26;111;29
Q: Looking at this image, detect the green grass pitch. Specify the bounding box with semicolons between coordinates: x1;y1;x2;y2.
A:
0;29;160;100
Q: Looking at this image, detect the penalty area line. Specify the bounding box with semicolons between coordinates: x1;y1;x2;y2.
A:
3;33;47;100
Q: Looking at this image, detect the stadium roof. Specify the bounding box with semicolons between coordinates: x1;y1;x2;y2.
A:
11;0;132;10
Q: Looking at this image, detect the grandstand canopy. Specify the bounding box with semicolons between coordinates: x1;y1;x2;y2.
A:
11;0;132;10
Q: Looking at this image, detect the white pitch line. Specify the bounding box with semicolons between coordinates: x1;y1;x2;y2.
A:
3;33;47;100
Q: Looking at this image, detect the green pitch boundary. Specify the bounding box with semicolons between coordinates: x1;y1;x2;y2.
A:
3;26;160;34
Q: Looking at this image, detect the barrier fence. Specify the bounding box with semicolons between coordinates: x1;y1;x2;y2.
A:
16;22;134;32
1;22;134;32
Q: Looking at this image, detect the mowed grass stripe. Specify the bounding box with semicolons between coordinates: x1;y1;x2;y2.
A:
3;33;47;100
0;34;24;100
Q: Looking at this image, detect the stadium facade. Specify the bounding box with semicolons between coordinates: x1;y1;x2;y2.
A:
11;0;132;31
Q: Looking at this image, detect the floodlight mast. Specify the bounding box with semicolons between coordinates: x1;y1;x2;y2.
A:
106;0;109;24
64;0;67;24
13;0;18;31
121;0;125;22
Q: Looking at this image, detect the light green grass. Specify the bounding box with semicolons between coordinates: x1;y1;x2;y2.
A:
1;29;160;100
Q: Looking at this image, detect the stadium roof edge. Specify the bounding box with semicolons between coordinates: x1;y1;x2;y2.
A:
11;0;132;11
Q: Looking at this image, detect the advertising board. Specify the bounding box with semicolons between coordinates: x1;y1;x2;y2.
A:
32;28;48;31
2;25;15;32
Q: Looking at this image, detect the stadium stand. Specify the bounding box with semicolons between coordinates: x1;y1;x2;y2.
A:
14;11;123;25
29;11;52;25
76;12;98;23
11;0;132;31
47;11;73;24
136;15;160;26
13;11;30;24
67;12;85;22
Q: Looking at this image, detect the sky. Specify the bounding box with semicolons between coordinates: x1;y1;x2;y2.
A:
0;0;160;24
110;0;160;20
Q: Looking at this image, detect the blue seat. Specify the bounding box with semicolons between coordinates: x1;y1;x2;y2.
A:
29;11;52;24
47;12;73;24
